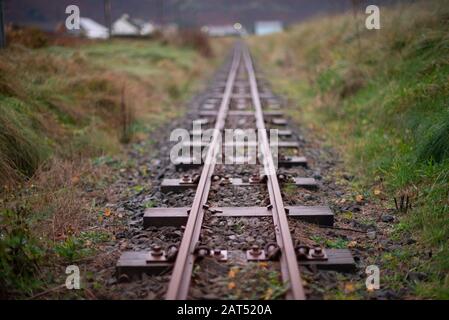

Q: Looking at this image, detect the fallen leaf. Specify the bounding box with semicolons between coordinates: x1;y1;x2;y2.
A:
263;288;273;300
104;208;112;217
348;240;357;248
344;282;355;293
65;225;74;235
228;282;236;290
228;267;239;279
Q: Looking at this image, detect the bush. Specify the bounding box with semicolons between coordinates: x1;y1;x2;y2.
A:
0;207;44;298
6;26;48;49
168;30;213;58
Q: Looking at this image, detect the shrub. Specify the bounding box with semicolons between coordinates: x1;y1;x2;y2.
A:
0;207;44;298
6;26;48;49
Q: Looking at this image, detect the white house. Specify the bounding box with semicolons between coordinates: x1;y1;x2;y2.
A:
201;24;248;37
78;17;109;39
112;14;139;36
254;21;283;36
112;14;155;36
140;22;155;36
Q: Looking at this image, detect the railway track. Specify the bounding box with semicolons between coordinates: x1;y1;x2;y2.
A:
116;43;355;300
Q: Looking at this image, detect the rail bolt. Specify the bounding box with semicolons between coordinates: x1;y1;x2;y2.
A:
213;249;223;259
195;246;211;258
312;246;324;258
151;244;163;257
295;245;310;259
265;243;281;261
166;245;179;261
249;245;261;256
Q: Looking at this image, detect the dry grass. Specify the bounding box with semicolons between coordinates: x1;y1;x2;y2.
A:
26;159;110;241
0;36;226;297
6;26;48;49
249;0;449;298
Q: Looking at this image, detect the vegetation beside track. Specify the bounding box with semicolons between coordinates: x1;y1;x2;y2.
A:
250;0;449;299
0;36;225;298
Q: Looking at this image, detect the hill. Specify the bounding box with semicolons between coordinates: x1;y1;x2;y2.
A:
249;0;449;298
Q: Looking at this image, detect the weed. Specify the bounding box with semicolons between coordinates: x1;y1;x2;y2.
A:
231;220;245;234
250;0;449;298
143;200;156;208
0;207;44;298
226;264;287;300
54;236;90;262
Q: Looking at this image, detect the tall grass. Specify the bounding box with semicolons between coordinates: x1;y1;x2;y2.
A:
250;0;449;298
0;38;216;186
0;38;220;298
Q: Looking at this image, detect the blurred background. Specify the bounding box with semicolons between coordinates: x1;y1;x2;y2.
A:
3;0;409;39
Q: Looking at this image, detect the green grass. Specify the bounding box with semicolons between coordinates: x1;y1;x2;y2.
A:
0;37;221;298
0;39;213;186
46;41;196;76
250;0;449;298
0;208;45;298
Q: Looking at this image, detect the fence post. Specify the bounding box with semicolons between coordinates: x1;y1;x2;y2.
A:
104;0;112;37
0;0;6;48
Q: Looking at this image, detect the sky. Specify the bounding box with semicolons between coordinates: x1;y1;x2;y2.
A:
3;0;411;31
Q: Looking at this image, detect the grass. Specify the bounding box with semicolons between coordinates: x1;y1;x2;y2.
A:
0;38;219;187
226;263;288;300
0;36;225;298
249;0;449;298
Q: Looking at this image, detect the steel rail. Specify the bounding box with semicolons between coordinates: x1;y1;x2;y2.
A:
242;46;306;300
166;45;242;300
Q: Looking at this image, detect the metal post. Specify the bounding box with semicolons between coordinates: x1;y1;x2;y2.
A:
104;0;112;37
0;0;6;48
160;0;165;26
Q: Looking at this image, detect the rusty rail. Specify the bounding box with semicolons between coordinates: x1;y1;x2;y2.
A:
165;43;305;300
242;47;306;300
116;43;356;298
165;44;243;300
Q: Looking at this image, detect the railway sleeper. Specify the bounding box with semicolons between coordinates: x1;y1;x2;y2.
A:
270;118;288;126
209;93;276;99
189;129;293;138
199;110;284;117
143;205;334;228
174;155;306;170
180;140;300;150
160;176;318;193
116;248;355;280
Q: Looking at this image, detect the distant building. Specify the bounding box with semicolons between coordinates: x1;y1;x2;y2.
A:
78;17;109;39
201;24;248;37
254;21;283;36
112;14;155;36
